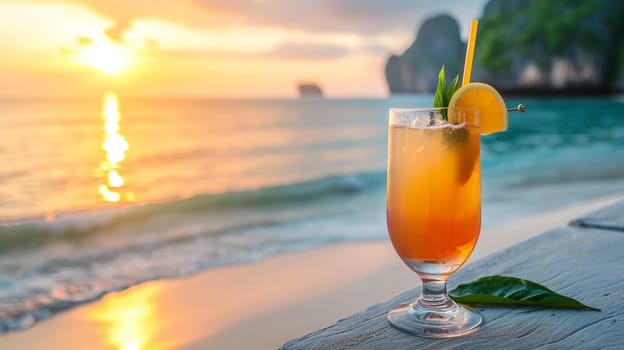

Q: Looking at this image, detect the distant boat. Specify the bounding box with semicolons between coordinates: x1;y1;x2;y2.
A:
297;83;323;98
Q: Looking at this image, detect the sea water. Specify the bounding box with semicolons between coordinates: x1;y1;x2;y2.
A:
1;95;623;332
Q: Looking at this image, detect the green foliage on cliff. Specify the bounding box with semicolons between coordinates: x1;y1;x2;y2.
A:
477;0;606;72
478;10;513;72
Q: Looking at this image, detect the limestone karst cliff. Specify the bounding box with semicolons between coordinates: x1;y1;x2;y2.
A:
386;0;624;94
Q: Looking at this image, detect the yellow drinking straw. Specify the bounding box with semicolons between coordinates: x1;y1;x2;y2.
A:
462;19;479;86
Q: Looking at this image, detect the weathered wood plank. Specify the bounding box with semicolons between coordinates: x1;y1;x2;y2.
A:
280;227;624;349
570;200;624;232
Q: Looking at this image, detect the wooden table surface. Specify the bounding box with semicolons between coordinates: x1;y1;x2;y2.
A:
281;200;624;349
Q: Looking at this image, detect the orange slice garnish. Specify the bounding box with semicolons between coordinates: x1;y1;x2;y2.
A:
449;82;508;135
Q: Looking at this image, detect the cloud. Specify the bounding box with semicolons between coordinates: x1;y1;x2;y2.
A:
60;0;212;42
362;43;391;55
269;42;351;59
64;0;485;43
105;18;131;41
138;40;353;61
195;0;410;34
76;36;93;46
195;0;487;36
17;0;485;59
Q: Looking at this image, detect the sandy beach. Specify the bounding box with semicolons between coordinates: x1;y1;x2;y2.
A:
0;193;622;350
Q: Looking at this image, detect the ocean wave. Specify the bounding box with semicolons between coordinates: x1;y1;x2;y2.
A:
0;171;386;333
0;171;385;252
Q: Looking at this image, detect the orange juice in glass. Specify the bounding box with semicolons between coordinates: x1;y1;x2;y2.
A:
386;107;482;338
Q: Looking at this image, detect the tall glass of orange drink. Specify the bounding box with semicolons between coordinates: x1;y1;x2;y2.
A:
386;107;482;337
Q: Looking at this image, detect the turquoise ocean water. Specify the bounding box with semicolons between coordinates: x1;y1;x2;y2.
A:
0;95;623;332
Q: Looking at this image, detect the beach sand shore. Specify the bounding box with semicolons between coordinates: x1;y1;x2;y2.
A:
0;194;622;350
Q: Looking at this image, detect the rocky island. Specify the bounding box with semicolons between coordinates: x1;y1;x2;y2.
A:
386;0;624;95
297;83;323;98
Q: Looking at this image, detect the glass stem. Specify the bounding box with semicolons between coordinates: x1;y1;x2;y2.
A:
416;279;457;312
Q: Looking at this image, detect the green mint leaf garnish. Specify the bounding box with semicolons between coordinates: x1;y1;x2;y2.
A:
433;65;446;113
432;65;460;121
449;275;600;311
447;74;460;104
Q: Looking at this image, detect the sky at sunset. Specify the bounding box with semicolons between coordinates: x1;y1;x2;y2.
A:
0;0;487;98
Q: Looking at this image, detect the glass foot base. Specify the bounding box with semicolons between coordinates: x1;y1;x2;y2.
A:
387;301;482;338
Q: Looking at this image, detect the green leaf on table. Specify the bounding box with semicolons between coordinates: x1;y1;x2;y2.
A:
449;275;600;311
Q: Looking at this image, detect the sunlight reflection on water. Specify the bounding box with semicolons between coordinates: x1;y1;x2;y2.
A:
89;285;161;350
98;92;133;203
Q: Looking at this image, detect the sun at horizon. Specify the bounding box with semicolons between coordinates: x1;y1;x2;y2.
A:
74;40;129;75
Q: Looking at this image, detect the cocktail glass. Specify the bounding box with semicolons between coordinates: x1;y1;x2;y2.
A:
386;107;482;337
